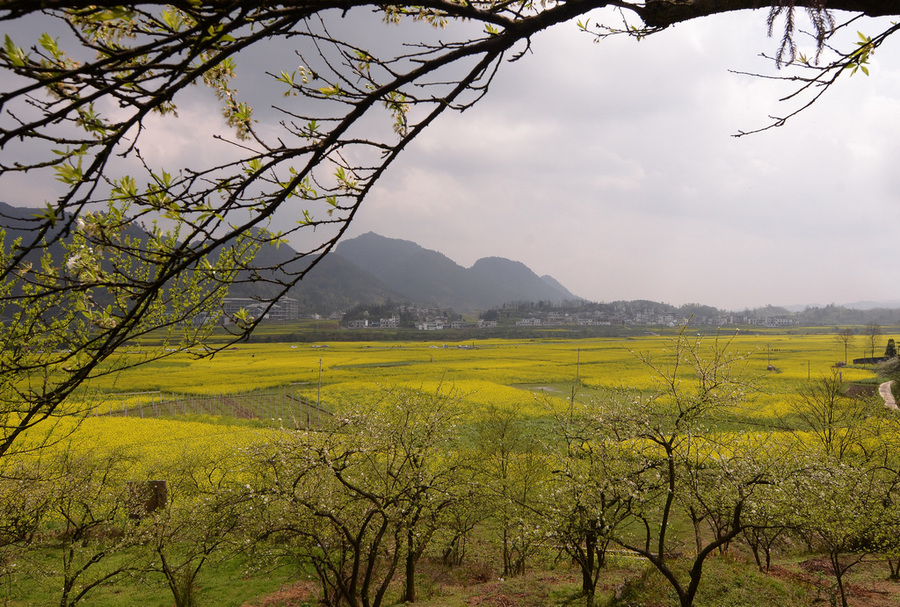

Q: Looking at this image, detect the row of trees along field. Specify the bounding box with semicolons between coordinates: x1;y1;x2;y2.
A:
4;331;900;607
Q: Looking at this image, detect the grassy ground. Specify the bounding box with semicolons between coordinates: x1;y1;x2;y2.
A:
5;552;296;607
14;546;899;607
238;550;900;607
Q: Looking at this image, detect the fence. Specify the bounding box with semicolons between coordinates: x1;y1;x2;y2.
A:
95;384;332;429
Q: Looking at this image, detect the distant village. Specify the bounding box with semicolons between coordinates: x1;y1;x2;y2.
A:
222;297;900;331
333;301;801;331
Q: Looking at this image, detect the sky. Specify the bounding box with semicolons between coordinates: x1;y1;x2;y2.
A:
4;7;900;312
340;9;900;311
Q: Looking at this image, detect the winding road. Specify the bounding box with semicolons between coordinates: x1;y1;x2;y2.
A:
879;381;898;410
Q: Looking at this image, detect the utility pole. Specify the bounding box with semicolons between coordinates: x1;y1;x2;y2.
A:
576;348;580;384
314;358;322;429
317;359;322;408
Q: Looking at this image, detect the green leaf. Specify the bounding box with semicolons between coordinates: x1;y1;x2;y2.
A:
3;35;27;67
244;158;263;175
161;9;184;32
54;160;83;184
38;33;60;58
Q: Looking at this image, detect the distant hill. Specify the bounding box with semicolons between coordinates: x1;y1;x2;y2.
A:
540;274;575;300
0;201;69;265
467;256;575;308
335;233;579;312
7;202;900;322
259;252;407;313
1;204;580;313
335;232;470;309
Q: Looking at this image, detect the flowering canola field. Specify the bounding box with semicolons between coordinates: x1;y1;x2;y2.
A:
80;332;879;420
24;330;880;478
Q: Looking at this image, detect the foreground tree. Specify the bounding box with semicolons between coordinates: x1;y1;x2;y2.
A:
792;371;873;461
248;388;464;607
542;396;631;607
142;451;250;607
1;1;899;456
48;449;148;607
472;406;546;578
786;457;889;607
0;457;53;593
603;330;777;607
0;447;149;606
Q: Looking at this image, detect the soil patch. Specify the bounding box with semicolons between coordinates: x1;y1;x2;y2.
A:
241;581;317;607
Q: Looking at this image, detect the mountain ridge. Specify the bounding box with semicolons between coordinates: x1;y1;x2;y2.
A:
334;232;579;312
6;201;900;316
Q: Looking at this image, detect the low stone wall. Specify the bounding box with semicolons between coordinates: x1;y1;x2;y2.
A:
852;357;890;365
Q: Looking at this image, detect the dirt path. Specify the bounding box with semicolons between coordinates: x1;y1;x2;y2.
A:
879;381;898;410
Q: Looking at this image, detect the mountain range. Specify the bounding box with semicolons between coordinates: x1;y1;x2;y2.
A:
0;202;576;313
282;232;579;313
8;200;898;318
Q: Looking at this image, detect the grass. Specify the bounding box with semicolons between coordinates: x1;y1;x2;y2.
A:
307;550;894;607
16;541;896;607
228;550;847;607
6;551;295;607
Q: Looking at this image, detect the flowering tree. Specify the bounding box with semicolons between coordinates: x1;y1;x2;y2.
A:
247;388;465;606
792;371;873;461
601;330;776;607
142;450;251;607
541;396;632;606
0;447;149;606
471;406;547;578
785;457;889;607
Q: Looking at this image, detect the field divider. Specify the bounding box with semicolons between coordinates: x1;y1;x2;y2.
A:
92;385;332;428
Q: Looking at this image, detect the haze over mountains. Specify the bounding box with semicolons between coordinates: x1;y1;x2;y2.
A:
4;200;900;317
0;202;574;313
275;232;578;313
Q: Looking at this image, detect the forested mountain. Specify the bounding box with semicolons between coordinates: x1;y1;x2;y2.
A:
230;232;579;313
7;201;900;322
227;248;407;313
335;232;578;311
0;203;577;314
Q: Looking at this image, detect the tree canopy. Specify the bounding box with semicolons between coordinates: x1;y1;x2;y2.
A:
1;0;899;453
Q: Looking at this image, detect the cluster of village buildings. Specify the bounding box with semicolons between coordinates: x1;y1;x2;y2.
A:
341;308;798;330
345;317;498;331
511;310;798;328
221;297;799;330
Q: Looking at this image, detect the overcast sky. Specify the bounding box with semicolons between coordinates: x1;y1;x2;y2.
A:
339;9;900;311
5;8;900;312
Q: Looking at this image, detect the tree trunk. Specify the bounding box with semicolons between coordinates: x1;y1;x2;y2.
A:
402;529;417;603
689;507;704;556
581;528;596;601
502;527;511;577
888;557;900;580
830;551;850;607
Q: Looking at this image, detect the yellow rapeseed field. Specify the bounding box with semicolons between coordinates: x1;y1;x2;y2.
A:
51;331;889;464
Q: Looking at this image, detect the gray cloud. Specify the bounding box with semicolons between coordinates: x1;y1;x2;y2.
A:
349;11;900;310
4;9;897;311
